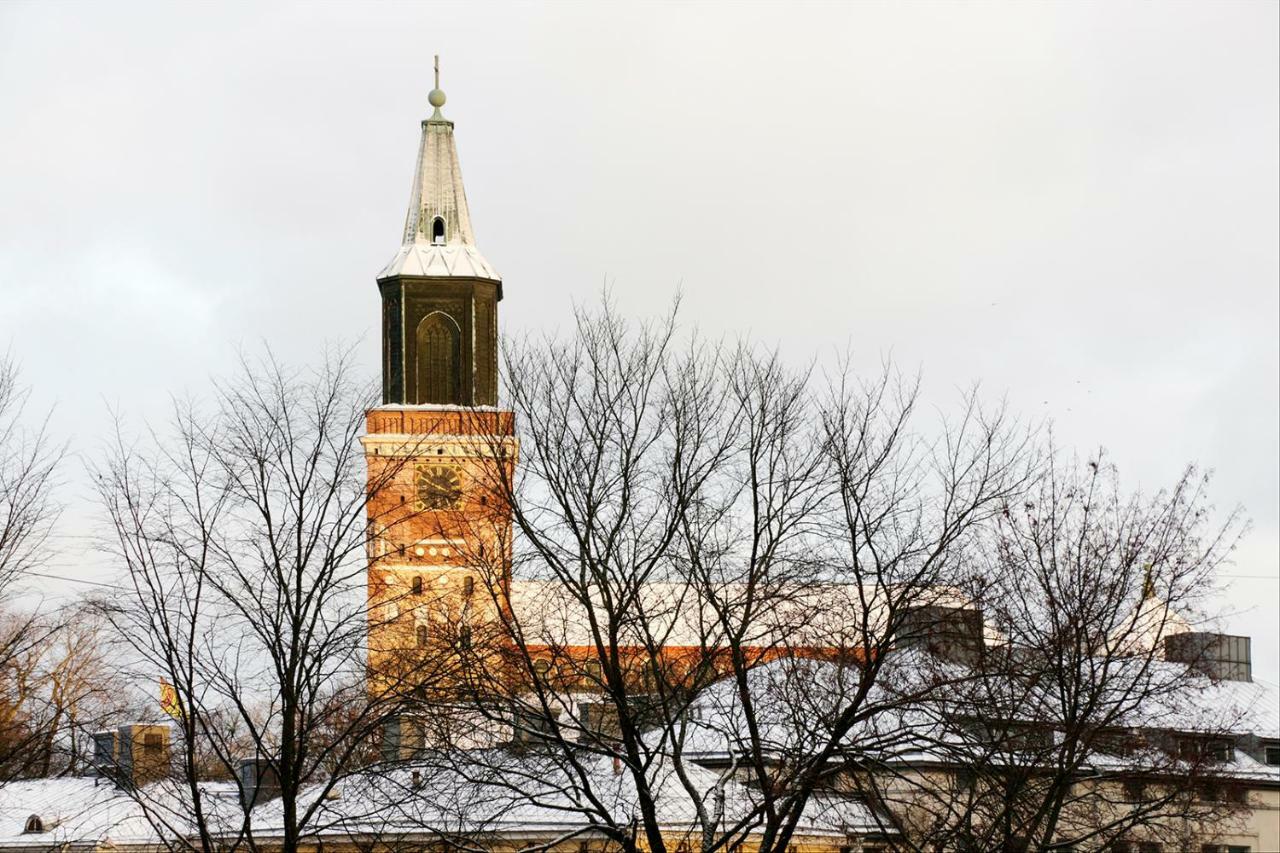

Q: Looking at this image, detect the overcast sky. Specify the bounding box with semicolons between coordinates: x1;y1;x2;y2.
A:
1;1;1276;680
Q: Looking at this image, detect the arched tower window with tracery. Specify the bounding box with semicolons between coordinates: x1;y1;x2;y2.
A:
415;312;461;404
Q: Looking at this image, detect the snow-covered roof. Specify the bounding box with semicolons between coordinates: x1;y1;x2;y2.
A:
0;778;126;849
378;242;500;281
1139;667;1280;737
0;777;239;850
677;654;1280;781
0;754;876;848
247;752;878;840
1;658;1273;850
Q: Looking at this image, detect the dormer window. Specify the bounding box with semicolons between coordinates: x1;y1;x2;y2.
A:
23;816;44;834
431;217;445;245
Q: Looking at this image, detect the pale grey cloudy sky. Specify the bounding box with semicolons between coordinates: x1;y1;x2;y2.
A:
1;2;1276;678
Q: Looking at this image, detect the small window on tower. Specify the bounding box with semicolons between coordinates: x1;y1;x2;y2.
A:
411;575;423;595
431;217;445;245
416;624;429;648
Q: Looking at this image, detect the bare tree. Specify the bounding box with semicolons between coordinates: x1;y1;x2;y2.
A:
25;604;135;777
396;299;1037;853
0;354;61;600
92;346;436;853
0;353;64;781
850;453;1251;852
724;367;1037;853
0;607;50;780
75;313;1249;853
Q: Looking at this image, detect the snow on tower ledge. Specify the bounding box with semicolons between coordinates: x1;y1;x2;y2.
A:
377;85;500;283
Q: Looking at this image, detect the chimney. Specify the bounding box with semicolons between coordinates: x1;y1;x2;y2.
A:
1164;632;1252;682
92;723;170;788
238;758;282;808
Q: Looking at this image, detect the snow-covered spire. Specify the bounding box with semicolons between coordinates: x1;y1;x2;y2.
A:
378;59;500;281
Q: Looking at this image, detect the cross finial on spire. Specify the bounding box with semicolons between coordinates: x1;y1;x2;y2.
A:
428;54;447;121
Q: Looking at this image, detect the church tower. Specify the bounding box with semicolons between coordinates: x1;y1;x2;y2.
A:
377;67;500;407
363;65;516;700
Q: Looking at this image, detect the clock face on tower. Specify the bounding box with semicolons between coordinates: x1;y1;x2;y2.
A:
414;463;463;511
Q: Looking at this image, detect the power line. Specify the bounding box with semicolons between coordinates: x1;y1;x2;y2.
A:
21;570;124;590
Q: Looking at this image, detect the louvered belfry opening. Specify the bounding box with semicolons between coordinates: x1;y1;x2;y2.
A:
415;312;461;404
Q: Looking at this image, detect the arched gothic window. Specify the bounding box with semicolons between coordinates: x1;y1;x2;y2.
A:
415;312;461;404
431;217;445;244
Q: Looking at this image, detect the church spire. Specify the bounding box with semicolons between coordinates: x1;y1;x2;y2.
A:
378;58;500;282
376;63;503;407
